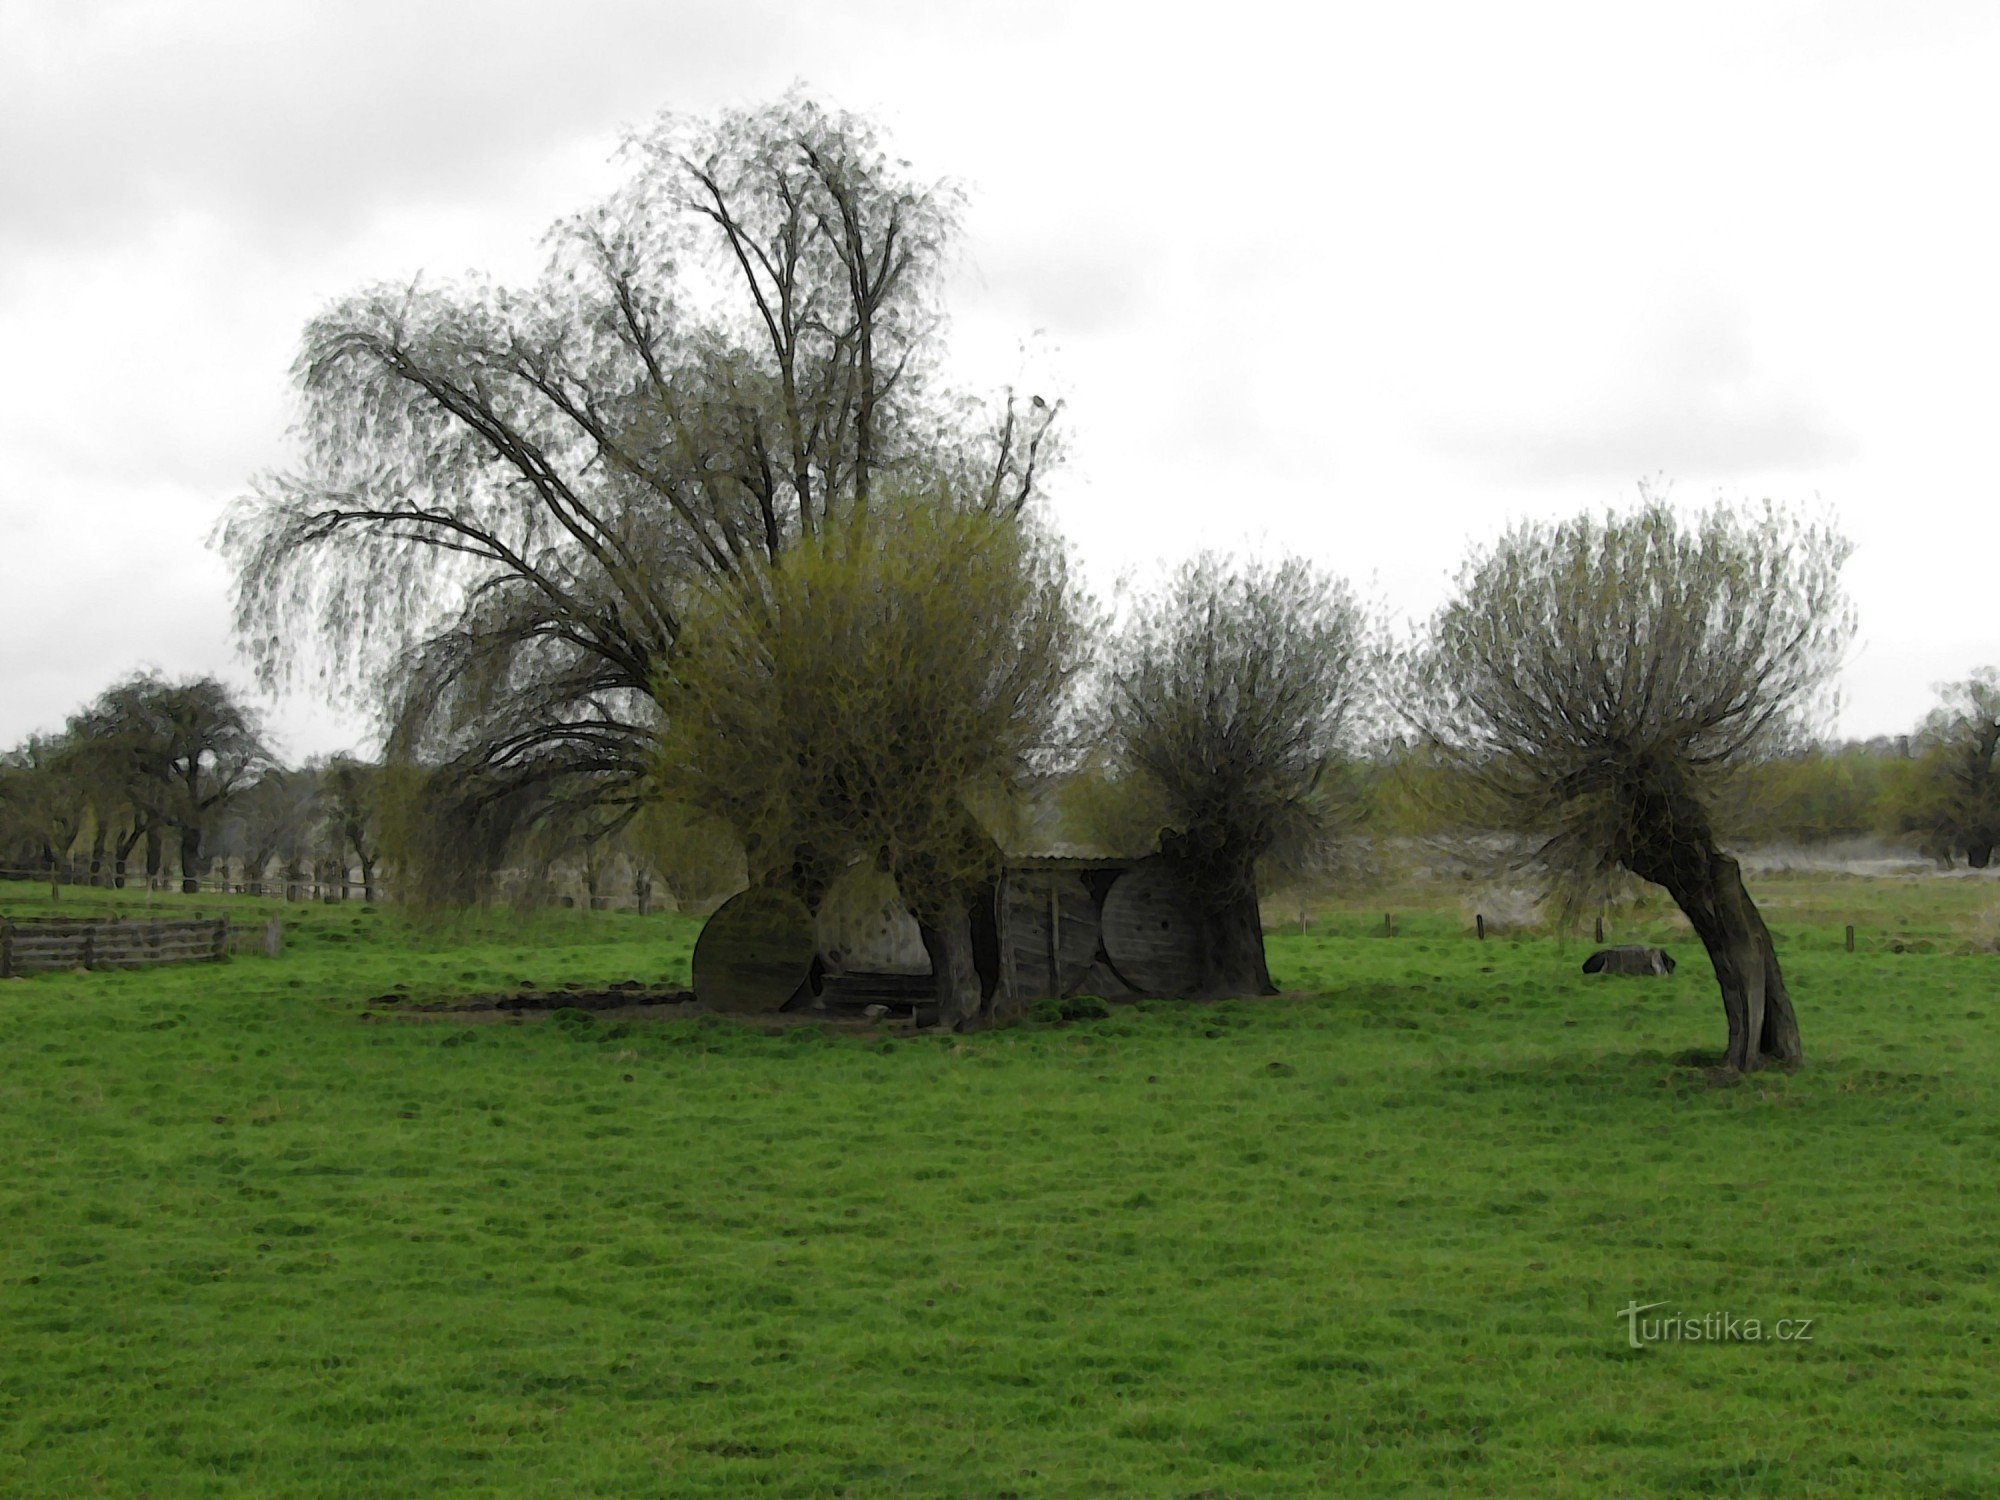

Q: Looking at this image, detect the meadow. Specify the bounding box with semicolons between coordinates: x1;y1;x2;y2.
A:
0;873;1995;1496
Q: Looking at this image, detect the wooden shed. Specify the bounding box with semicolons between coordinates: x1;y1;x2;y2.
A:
690;847;1206;1023
997;853;1206;1005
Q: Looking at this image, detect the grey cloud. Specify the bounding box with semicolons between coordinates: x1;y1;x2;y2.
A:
1439;390;1856;486
1771;0;2000;66
1426;289;1859;485
0;0;796;255
964;238;1155;338
0;538;234;742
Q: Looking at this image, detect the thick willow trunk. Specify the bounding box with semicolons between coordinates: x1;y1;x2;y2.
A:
918;905;982;1031
1195;882;1276;999
1643;848;1801;1071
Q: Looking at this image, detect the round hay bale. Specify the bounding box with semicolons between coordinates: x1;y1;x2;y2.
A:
815;865;929;975
1100;859;1202;997
693;886;815;1013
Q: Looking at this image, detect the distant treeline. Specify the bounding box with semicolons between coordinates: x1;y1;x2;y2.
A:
1365;722;1996;865
8;667;2000;909
0;670;718;910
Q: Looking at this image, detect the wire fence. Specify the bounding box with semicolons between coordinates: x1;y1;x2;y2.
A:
0;863;379;903
0;864;666;913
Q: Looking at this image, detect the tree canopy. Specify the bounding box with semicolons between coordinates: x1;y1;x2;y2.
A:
654;494;1083;1025
219;92;1059;879
0;734;91;891
1410;499;1854;1070
70;674;268;893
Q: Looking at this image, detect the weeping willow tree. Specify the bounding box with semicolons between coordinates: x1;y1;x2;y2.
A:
1409;500;1854;1072
218;91;1059;895
654;496;1083;1028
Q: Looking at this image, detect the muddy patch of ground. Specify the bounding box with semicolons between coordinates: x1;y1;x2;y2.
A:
373;981;698;1018
360;984;938;1034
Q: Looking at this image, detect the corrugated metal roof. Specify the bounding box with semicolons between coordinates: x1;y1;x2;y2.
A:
1001;845;1150;869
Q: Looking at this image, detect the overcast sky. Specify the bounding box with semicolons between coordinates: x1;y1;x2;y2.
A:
5;0;1997;759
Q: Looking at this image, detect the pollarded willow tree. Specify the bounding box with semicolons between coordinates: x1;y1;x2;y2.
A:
1098;554;1375;999
1410;501;1854;1072
654;495;1083;1028
218;92;1059;885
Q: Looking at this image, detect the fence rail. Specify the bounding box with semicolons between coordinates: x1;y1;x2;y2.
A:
0;866;659;912
0;916;230;977
0;865;379;903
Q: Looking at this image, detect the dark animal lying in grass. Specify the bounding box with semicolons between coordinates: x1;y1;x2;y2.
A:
1582;945;1676;976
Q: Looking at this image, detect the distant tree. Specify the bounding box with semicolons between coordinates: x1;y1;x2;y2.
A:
64;695;165;886
77;675;269;893
655;497;1082;1026
624;799;745;912
1410;501;1853;1072
1096;554;1374;997
321;756;384;900
230;766;323;896
1724;743;1899;846
0;735;93;896
219;92;1058;891
1898;670;2000;867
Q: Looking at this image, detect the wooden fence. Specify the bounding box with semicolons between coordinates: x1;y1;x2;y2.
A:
0;916;230;978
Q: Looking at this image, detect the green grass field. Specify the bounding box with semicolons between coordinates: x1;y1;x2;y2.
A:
2;876;1996;1496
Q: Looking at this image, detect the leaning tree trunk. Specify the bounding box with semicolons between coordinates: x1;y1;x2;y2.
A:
1635;844;1802;1072
115;822;144;889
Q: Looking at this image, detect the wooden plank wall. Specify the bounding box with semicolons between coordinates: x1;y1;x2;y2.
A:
999;871;1101;1003
0;917;229;977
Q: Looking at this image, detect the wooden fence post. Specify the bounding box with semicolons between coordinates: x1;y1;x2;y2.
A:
1476;913;1485;941
1845;924;1855;953
1046;881;1062;998
1383;912;1394;937
1;921;11;980
1594;916;1605;944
